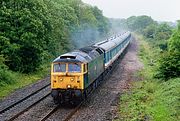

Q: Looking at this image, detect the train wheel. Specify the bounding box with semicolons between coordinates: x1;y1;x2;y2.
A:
83;90;87;99
72;97;81;106
93;81;97;89
53;97;60;104
51;89;60;104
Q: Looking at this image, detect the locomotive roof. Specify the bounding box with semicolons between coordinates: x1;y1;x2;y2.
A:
53;46;103;63
53;51;90;63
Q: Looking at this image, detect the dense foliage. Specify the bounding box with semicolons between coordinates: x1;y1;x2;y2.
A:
126;15;155;32
0;0;109;73
157;51;180;79
156;22;180;79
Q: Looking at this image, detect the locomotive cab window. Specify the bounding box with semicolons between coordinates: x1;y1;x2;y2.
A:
68;63;81;73
53;63;66;72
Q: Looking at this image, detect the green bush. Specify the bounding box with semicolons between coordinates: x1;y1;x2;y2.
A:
0;55;16;86
0;68;17;86
156;51;180;80
168;31;180;53
156;22;180;80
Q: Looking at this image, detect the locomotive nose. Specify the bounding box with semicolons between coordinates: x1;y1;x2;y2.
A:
51;74;83;89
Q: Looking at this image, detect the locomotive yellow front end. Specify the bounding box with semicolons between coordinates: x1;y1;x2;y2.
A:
51;62;86;90
50;55;88;104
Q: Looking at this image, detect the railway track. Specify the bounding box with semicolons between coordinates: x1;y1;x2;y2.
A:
39;74;113;121
39;70;115;121
0;83;50;114
39;105;60;121
63;102;83;121
38;99;85;121
0;83;51;121
8;93;51;121
1;77;103;121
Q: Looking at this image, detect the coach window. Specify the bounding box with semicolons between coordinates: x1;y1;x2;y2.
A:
107;52;110;62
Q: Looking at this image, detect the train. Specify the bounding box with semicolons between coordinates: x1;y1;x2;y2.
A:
51;31;131;104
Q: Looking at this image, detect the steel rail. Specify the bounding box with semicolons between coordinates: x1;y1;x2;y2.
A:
8;92;51;121
39;105;60;121
0;83;50;114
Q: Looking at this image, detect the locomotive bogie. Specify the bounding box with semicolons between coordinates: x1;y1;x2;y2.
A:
51;88;84;104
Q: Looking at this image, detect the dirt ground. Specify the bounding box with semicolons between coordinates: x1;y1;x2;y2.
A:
68;36;143;121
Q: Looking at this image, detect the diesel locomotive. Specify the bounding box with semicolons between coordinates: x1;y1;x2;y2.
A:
51;31;131;104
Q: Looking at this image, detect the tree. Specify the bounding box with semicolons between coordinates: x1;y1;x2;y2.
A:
168;22;180;53
156;21;180;80
143;24;157;38
154;23;173;41
156;51;180;80
0;0;52;72
126;15;155;32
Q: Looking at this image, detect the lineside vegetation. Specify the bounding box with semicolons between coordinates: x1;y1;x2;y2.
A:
115;17;180;121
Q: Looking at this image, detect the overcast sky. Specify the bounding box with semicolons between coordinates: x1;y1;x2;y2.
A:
82;0;180;22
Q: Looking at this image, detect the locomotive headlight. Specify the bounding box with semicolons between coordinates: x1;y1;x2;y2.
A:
67;84;71;88
70;78;74;81
60;78;63;81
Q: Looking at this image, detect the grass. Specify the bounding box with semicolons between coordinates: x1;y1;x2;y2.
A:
0;63;50;99
116;34;180;121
